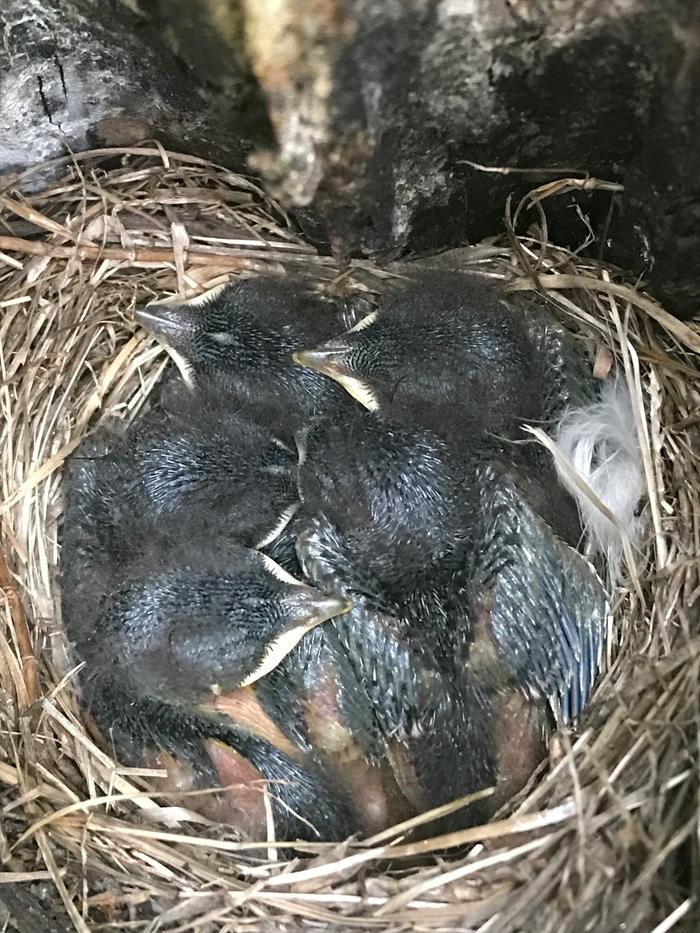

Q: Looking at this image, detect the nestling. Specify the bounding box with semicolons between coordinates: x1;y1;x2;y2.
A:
135;275;364;436
64;532;355;841
294;270;596;438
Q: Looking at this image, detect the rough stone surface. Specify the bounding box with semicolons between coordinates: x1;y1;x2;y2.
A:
0;0;255;180
604;6;700;316
1;0;697;316
0;884;73;933
243;0;700;315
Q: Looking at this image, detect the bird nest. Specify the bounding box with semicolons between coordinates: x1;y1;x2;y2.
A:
0;148;698;933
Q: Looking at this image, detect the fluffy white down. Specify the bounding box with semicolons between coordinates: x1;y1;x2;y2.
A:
555;379;645;577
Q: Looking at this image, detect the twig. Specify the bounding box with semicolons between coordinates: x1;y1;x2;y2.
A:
0;235;284;271
508;273;700;354
0;541;39;705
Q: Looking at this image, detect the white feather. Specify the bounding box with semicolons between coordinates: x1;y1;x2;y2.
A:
554;379;645;578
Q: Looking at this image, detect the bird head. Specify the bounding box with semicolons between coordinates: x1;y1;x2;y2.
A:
98;546;351;705
292;293;487;422
293;272;544;432
293;311;389;413
135;278;315;393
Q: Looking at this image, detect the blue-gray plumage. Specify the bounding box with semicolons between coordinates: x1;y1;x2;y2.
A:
295;407;607;822
61;393;401;838
296;515;497;829
94;685;360;842
75;543;347;704
61;384;300;589
61;521;354;841
293;270;596;438
60;264;610;842
134;275;365;438
296;409;583;608
257;623;411;834
260;509;414;832
465;462;606;724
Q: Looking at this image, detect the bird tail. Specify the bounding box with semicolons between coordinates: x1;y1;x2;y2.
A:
554;378;645;580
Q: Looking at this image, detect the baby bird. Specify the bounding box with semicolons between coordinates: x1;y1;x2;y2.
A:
258;507;413;834
61;384;300;587
295;413;487;825
62;405;394;839
294;270;595;438
62;266;609;842
295;410;606;823
251;624;412;836
297;409;582;610
74;544;348;707
298;539;498;829
389;253;597;417
135;275;364;437
63;530;355;841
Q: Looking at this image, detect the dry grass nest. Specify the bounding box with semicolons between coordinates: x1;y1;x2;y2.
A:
0;147;698;933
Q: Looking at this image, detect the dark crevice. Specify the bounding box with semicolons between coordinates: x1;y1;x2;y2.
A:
54;54;67;97
37;75;54;123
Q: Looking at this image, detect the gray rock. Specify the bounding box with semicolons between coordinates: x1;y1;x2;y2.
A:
1;0;697;317
243;0;700;315
0;0;253;180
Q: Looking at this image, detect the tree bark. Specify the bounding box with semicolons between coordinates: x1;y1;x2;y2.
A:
1;1;698;316
242;0;700;316
0;0;259;180
0;885;73;933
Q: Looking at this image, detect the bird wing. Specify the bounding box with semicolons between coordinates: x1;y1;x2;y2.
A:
522;307;597;419
297;515;443;734
471;466;608;724
61;432;126;641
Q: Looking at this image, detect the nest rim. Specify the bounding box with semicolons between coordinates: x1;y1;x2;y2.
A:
0;146;698;933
